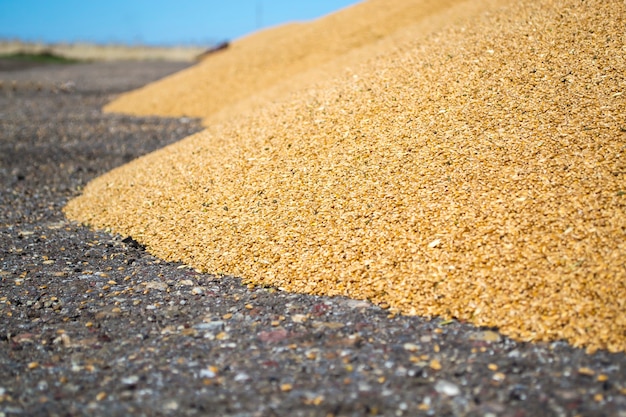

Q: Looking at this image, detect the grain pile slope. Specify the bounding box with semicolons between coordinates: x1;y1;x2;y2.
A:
66;0;626;353
102;0;484;122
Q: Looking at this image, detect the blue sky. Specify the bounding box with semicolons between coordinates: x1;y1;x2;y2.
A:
0;0;361;46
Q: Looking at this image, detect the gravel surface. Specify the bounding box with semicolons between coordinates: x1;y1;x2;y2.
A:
2;62;626;417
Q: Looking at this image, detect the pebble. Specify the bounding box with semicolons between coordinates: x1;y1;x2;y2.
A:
492;372;506;382
144;281;168;291
340;299;373;309
194;321;224;331
258;329;289;343
291;314;308;323
578;367;595;376
191;286;204;295
199;368;217;379
121;375;140;386
403;343;420;352
311;321;345;329
435;380;461;396
234;372;250;382
468;331;502;343
162;400;179;411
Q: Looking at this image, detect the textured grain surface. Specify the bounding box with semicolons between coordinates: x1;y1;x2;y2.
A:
65;0;626;353
102;0;490;123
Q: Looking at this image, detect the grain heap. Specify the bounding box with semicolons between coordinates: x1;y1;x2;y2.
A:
102;0;495;124
65;0;626;353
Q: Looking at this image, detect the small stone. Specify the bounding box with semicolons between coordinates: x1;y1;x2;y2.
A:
180;328;198;337
144;281;167;291
508;350;521;358
13;333;35;344
162;400;179;411
302;393;324;406
341;299;372;309
578;367;595;376
199;367;217;378
434;380;460;396
403;342;420;352
291;314;308;323
311;321;344;329
493;372;506;382
191;287;204;295
215;331;229;340
95;391;107;401
469;330;502;343
258;328;288;343
194;321;224;331
160;326;176;335
234;372;250;382
280;383;293;392
121;375;140;385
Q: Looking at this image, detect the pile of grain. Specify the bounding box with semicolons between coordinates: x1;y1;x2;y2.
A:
65;0;626;353
102;0;495;123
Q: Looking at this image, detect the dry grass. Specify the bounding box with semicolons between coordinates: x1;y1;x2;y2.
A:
65;0;626;353
0;40;206;62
